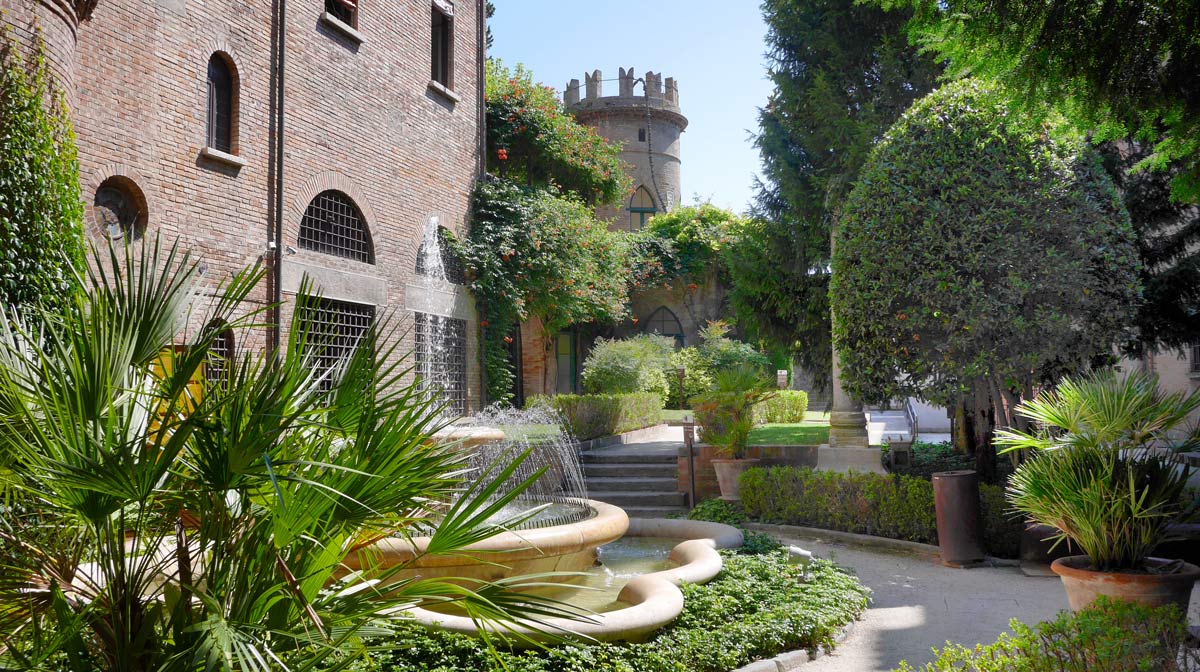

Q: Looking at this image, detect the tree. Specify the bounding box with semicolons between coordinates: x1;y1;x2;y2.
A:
0;29;85;315
737;0;942;391
831;80;1141;481
887;0;1200;204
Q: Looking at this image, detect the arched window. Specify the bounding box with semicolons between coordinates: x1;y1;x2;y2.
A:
204;320;234;388
299;190;375;263
93;176;148;241
628;186;657;231
206;53;235;153
416;225;466;284
643;306;684;348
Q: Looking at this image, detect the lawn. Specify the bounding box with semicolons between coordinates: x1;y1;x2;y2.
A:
749;421;830;446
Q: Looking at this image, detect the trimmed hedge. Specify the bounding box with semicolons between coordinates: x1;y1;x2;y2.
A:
542;392;664;441
753;390;809;424
740;466;1021;558
895;597;1193;671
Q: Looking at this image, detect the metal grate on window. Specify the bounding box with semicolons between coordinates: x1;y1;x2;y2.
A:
204;322;234;388
414;312;467;417
415;226;466;285
1192;343;1200;375
299;298;375;395
299;190;375;263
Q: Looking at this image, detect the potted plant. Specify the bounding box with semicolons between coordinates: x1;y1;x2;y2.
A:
996;371;1200;612
692;366;776;500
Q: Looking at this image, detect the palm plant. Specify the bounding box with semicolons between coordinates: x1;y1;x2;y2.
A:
692;366;776;459
996;371;1200;571
0;240;582;671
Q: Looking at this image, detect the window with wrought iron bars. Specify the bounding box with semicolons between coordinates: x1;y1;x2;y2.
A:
299;298;375;395
204;321;234;388
414;312;467;417
1191;342;1200;375
299;190;375;263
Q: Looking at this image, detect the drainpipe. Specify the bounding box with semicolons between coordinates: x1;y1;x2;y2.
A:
475;0;488;405
269;0;288;354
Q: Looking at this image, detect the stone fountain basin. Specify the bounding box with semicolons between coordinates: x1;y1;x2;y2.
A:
398;517;744;644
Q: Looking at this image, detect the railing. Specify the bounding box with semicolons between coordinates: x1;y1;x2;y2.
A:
904;398;920;442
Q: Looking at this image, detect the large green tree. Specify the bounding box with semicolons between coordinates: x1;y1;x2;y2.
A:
832;80;1141;481
732;0;942;391
0;30;85;314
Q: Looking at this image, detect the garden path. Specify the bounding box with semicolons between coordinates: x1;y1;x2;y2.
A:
764;530;1068;671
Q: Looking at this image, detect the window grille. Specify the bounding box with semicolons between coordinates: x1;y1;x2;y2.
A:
415;226;466;285
643;306;685;348
206;54;234;153
298;298;375;395
1192;342;1200;375
325;0;356;26
299;190;375;263
431;4;452;87
414;312;467;416
205;321;234;388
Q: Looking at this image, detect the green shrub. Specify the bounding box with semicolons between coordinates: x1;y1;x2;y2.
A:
667;346;714;408
688;498;748;526
895;597;1194;671
741;466;1020;557
753;390;809;424
359;553;869;672
538;392;664;441
581;334;675;400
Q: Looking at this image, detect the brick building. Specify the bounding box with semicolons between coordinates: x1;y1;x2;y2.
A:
2;0;485;413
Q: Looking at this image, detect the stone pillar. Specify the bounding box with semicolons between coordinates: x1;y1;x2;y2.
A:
828;343;869;448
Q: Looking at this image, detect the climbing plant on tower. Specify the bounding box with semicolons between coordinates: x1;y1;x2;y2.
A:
0;29;86;315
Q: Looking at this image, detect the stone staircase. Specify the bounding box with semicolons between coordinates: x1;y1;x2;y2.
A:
580;448;688;519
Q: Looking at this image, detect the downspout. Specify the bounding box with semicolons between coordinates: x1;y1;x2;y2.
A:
475;0;488;405
270;0;288;354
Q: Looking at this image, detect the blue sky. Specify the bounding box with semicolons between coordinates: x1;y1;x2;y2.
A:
488;1;773;214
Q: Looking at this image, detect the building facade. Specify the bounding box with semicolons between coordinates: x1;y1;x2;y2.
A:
3;0;484;413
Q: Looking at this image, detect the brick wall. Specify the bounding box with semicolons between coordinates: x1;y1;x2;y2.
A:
4;0;485;411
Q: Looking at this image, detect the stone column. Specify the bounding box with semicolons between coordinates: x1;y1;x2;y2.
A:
828;343;869;448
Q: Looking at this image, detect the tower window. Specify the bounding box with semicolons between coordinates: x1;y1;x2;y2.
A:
299;190;375;263
325;0;357;27
628;185;657;231
298;297;375;395
638;128;646;142
431;2;453;88
206;53;236;154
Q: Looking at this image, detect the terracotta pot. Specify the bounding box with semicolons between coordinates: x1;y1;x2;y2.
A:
1050;555;1200;613
710;458;760;502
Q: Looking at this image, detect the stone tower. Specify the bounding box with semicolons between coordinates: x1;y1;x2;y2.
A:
564;67;687;229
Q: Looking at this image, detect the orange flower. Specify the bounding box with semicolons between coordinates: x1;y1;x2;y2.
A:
480;320;489;327
497;148;509;161
503;336;513;344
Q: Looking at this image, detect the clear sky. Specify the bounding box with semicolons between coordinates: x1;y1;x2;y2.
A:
488;1;773;214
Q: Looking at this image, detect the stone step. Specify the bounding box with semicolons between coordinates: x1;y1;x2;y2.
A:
580;451;678;464
584;462;676;478
619;506;688;519
584;476;678;492
586;491;687;507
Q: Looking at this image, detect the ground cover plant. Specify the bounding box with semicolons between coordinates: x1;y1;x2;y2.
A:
894;597;1196;671
352;543;870;672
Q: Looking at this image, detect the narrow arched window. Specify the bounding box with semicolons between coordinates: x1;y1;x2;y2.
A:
628;186;657;231
206;54;235;153
643;306;684;348
299;190;375;263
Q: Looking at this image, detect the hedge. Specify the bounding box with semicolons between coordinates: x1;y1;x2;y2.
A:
740;466;1021;558
753;390;809;424
895;597;1193;671
541;392;664;441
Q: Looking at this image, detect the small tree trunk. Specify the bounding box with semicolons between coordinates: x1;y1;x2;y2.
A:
971;378;997;483
953;396;971;455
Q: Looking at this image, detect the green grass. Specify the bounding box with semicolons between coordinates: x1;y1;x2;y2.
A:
662;408;693;422
748;422;830;446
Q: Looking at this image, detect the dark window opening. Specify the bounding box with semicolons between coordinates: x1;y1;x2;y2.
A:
206;53;234;153
638;128;646;142
1192;343;1200;375
325;0;356;26
431;5;452;87
94;178;147;241
415;312;468;416
416;226;466;285
555;331;577;394
299;190;375;263
643;306;685;348
204;321;234;388
299;297;375;395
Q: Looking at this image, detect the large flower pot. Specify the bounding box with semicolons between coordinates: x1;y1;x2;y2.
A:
710;458;760;502
1050;555;1200;613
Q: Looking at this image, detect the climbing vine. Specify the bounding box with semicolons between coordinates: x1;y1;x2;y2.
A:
0;28;85;315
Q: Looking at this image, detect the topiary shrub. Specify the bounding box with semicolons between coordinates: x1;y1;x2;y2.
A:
537;392;664;441
894;597;1194;671
741;466;1021;557
753;390;809;424
580;334;675;401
